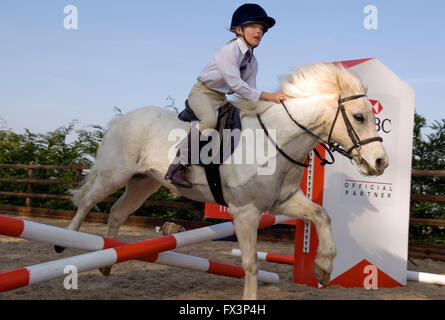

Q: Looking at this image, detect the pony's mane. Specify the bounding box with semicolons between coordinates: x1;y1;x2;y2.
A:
233;62;365;117
281;62;365;98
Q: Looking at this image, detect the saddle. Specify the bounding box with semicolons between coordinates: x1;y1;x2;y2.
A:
178;100;242;206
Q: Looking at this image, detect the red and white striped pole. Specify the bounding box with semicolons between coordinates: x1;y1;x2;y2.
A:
0;215;278;287
231;249;294;265
0;214;291;292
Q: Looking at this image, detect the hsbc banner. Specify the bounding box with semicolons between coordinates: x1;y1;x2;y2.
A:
205;58;415;288
310;58;416;288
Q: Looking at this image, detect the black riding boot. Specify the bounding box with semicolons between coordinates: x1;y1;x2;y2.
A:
164;130;194;188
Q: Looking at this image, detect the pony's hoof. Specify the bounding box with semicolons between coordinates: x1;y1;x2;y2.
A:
313;263;331;287
54;245;66;253
99;266;112;277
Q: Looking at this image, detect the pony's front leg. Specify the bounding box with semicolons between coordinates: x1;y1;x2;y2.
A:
231;207;262;300
269;190;337;286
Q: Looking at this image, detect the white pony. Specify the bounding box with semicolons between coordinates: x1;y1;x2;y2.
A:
64;63;387;299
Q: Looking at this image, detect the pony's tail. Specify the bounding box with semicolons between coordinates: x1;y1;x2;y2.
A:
69;130;110;207
69;163;98;208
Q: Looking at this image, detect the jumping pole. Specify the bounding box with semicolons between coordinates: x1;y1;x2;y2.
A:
231;249;294;265
0;214;292;292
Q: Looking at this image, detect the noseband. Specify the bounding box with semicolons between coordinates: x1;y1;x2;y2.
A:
257;94;383;167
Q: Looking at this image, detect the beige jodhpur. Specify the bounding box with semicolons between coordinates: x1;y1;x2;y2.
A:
188;81;227;134
175;81;226;164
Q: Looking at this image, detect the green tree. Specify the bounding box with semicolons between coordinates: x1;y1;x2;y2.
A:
410;113;445;243
0;121;105;209
0;120;197;219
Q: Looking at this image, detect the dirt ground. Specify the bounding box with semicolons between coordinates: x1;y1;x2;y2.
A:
1;214;444;300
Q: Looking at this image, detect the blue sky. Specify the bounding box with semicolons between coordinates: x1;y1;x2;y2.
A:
0;0;444;134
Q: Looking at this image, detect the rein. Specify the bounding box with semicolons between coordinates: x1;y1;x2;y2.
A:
257;94;383;167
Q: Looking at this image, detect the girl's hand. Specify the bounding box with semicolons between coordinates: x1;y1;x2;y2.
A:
260;92;286;104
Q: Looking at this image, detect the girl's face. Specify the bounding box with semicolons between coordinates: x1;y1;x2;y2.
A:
237;23;264;48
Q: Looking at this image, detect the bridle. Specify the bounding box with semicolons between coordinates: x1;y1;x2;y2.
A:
257;94;383;167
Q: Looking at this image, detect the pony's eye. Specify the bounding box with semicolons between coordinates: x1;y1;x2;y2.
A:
353;114;365;123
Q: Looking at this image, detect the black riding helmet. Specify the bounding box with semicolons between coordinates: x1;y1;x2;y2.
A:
230;3;276;33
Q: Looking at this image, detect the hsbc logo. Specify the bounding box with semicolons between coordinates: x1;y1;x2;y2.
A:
370;99;383;114
370;99;391;133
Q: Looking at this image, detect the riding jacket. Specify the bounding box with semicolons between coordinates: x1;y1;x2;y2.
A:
197;37;261;102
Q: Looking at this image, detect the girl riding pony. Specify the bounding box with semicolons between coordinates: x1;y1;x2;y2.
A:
165;3;285;188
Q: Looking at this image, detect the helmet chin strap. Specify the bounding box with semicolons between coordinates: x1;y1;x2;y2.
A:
240;26;257;49
242;36;256;49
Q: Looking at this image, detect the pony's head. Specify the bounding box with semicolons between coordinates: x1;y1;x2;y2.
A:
281;63;388;176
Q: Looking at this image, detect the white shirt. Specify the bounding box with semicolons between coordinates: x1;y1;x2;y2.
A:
197;37;262;102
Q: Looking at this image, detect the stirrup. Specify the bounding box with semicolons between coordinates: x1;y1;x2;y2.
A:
166;164;192;188
164;163;188;180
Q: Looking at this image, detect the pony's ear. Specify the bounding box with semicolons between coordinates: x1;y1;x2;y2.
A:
364;85;368;93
